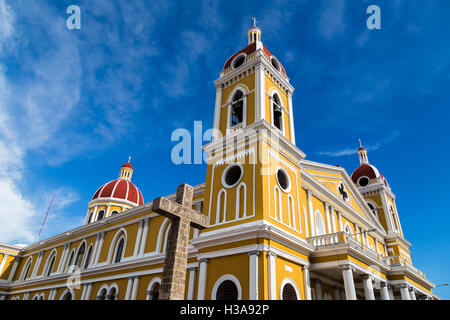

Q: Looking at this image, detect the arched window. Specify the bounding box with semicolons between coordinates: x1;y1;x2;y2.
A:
315;211;325;236
114;238;125;263
21;258;32;280
110;210;119;216
216;280;239;300
230;91;244;126
98;288;107;300
83;245;93;269
65;250;75;272
216;190;227;224
87;211;93;224
367;202;378;218
108;287;117;300
46;255;56;277
274;187;282;221
148;282;160;300
74;243;86;268
97;210;105;221
272;94;283;131
282;283;298;300
62;292;72;300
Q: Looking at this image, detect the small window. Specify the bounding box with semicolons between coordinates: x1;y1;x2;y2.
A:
87;212;93;223
216;280;238;300
98;289;107;300
83;246;93;269
114;238;125;263
230;91;244;126
272;94;283;131
108;287;117;300
23;261;32;280
65;251;74;272
74;243;86;268
110;210;119;216
62;292;72;300
271;58;281;71
222;164;243;188
276;168;290;192
358;176;370;187
46;256;56;277
97;210;105;221
232;55;245;69
367;202;377;217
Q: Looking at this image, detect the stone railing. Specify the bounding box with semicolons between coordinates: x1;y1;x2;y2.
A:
307;232;381;262
383;255;426;278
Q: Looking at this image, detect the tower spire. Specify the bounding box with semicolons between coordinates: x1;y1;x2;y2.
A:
247;17;261;45
357;139;369;165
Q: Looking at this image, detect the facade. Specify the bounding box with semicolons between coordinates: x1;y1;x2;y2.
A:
0;25;438;301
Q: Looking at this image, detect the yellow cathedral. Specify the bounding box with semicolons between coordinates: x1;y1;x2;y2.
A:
0;24;438;301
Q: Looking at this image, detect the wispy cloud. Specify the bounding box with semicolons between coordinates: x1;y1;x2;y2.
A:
318;132;400;157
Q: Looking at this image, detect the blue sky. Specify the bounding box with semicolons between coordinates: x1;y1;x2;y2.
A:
0;0;449;298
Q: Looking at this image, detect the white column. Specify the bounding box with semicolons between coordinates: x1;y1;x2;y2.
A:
400;284;411;300
249;251;259;300
85;284;93;300
133;220;144;257
337;212;343;232
355;224;361;242
302;265;312;300
212;86;223;140
90;235;100;267
341;265;356;300
94;232;105;265
409;288;417;300
138;218;150;256
380;282;390;300
0;254;9;274
361;275;375;300
267;252;277;300
330;207;337;233
125;277;133;300
287;91;295;144
81;285;87;300
57;244;69;273
325;204;331;234
8;259;20;281
131;276;140;300
187;267;197;300
197;258;208;300
388;285;395;300
31;251;44;278
255;63;265;121
314;280;323;300
307;191;315;237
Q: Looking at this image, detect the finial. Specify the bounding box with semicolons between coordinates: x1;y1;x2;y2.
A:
252;17;257;27
128;156;132;163
358;138;362;148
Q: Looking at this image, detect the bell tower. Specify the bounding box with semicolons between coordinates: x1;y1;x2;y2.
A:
203;21;306;250
211;21;296;145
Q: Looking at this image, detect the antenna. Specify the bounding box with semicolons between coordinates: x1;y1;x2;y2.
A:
38;194;55;240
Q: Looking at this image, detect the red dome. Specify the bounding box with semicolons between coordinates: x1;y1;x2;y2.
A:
121;162;133;169
358;147;366;151
91;179;143;206
351;164;381;184
224;42;286;75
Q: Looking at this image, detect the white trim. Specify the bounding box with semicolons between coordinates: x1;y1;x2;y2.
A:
211;274;242;300
156;218;170;254
235;182;247;220
280;277;300;300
